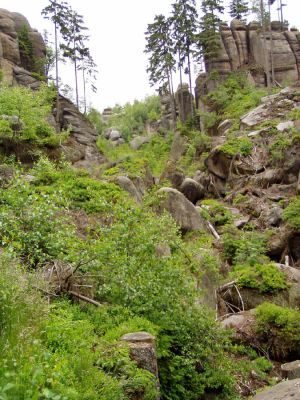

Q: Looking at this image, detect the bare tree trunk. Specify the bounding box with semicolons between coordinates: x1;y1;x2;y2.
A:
54;19;60;123
268;2;275;84
260;0;271;93
178;50;184;123
73;40;79;108
167;68;176;130
187;50;194;119
82;68;87;114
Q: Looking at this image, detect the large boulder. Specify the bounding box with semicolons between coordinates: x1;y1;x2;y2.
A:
179;178;205;204
252;379;300;400
157;187;207;232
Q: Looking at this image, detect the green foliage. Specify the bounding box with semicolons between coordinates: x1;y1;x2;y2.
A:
0;174;77;267
206;72;267;121
87;107;107;135
255;302;300;358
234;263;288;293
107;96;161;141
0;84;68;147
283;196;300;230
222;228;268;265
98;133;173;177
269;129;300;163
200;199;235;226
18;25;34;72
219;136;253;157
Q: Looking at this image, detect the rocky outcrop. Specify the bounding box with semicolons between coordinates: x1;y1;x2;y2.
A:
0;8;102;167
175;83;193;123
252;378;300;399
196;19;300;101
157;187;207;232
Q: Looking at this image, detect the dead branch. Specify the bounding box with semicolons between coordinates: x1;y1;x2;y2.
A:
69;290;103;307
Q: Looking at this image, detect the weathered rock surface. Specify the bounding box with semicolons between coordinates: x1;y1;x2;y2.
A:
252;378;300;399
281;361;300;380
157;187;206;232
0;9;102;167
121;332;158;377
114;176;143;203
179;178;204;204
196;19;300;103
175;83;193;123
130;135;150;150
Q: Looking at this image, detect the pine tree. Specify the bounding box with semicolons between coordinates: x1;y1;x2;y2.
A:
199;0;224;68
42;0;70;121
171;0;199;119
229;0;249;20
145;14;177;128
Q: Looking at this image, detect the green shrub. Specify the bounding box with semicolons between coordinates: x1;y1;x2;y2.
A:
0;84;68;147
234;263;288;293
222;229;267;265
0;175;77;266
107;96;161;141
255;302;300;359
200;199;234;226
283;196;300;230
219;136;253;157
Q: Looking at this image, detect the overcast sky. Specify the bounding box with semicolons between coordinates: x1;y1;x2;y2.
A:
1;0;300;111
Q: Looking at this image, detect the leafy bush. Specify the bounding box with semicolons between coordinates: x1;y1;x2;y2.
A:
0;84;68;147
234;263;288;293
255;302;300;359
219;136;253;157
222;228;268;265
206;72;268;121
107;96;161;140
98;133;173;177
283;196;300;230
200;199;234;226
0;175;77;266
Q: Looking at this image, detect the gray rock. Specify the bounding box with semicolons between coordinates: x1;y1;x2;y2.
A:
175;83;193;123
130;135;150;150
217;119;232;135
252;378;300;399
281;361;300;380
179;178;205;204
157;187;206;232
121;332;158;377
109;129;122;141
114;176;142;204
277;121;295;132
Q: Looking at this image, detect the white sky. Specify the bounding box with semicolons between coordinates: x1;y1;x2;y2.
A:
1;0;300;112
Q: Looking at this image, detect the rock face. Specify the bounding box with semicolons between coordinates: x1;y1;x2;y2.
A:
0;8;101;166
121;332;159;377
252;378;300;400
196;19;300;101
175;83;193;123
157;187;206;232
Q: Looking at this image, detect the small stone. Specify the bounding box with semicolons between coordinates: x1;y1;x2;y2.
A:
277;121;295;132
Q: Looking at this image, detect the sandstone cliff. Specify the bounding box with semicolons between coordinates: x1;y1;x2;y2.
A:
196;20;300;103
0;8;101;166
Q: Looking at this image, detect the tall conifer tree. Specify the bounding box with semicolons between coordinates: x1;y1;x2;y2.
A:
145;14;177;128
229;0;249;20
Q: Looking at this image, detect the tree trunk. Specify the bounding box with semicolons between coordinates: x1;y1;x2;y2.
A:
260;0;271;93
74;40;79;108
82;68;87;114
187;50;194;120
54;19;60;123
178;50;184;123
268;2;275;84
167;68;176;130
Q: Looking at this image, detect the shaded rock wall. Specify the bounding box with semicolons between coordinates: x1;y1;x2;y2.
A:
196;20;300;103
